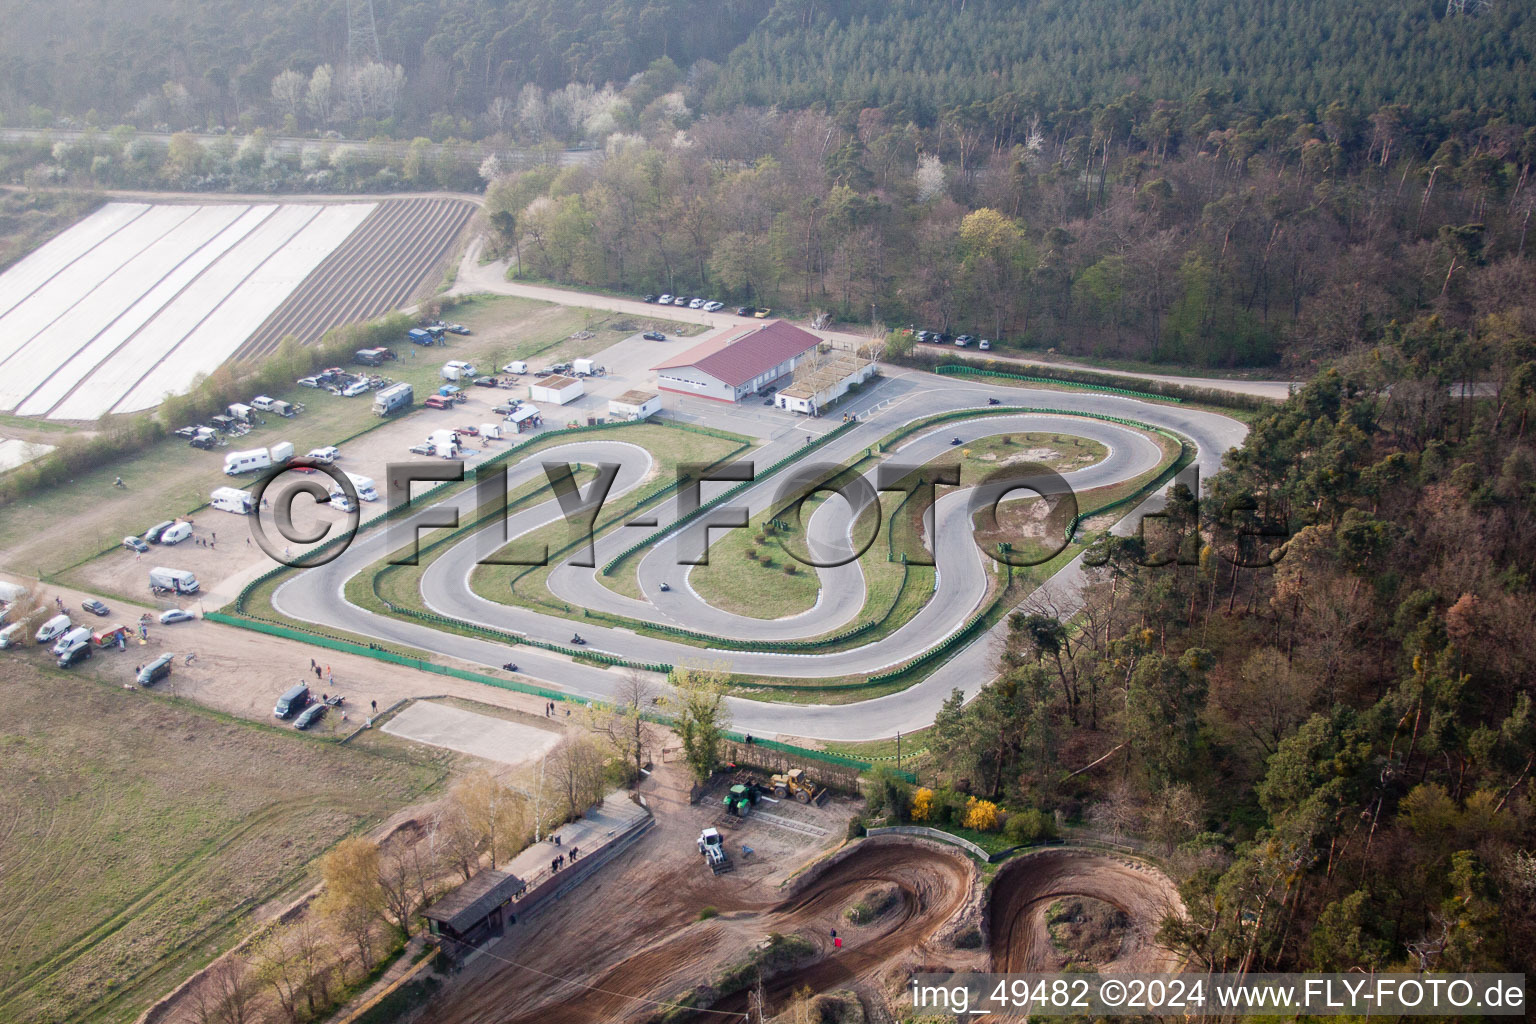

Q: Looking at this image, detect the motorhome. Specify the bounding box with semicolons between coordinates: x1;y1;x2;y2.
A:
345;473;378;501
224;448;271;475
210;486;255;515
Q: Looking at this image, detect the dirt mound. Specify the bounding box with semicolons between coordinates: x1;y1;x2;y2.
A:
987;849;1183;974
429;837;972;1024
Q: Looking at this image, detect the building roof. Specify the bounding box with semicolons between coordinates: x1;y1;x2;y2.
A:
508;404;540;422
534;374;582;390
652;321;821;388
778;353;875;400
423;868;527;932
613;390;659;406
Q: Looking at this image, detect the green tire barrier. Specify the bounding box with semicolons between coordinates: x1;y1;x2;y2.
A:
935;363;1182;403
230;407;1189;699
202;610;896;778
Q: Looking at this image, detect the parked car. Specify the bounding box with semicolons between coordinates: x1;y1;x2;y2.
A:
158;608;195;624
137;653;174;686
297;376;321;388
753;308;771;318
956;334;975;346
341;380;370;397
736;306;754;316
472;376;501;388
446;323;471;335
294;703;326;730
763;397;775;405
642;331;666;341
642;294;658;303
688;297;705;309
57;641;93;669
423;395;451;410
307;446;340;463
658;293;674;304
123;535;148;553
703;300;725;312
144;521;176;543
409;442;434;455
979;339;992;350
455;425;480;437
672;296;689;306
82;598;109;617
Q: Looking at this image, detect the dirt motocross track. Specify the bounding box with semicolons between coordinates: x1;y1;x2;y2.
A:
988;849;1185;973
427;837;973;1024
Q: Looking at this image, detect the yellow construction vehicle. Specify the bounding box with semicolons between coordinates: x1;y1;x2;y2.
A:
771;768;825;805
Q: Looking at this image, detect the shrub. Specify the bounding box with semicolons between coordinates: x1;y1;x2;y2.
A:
745;550;758;561
963;797;1000;832
846;815;867;840
783;563;797;575
1003;807;1056;845
698;906;718;921
910;787;934;822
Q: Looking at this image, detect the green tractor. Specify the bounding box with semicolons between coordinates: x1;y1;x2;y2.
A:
722;782;761;817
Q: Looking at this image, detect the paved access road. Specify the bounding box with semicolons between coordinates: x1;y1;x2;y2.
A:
274;367;1246;741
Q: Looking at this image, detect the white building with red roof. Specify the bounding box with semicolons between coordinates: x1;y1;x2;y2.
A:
650;320;822;403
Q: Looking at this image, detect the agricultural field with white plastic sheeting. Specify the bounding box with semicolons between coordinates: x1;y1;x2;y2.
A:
0;201;376;421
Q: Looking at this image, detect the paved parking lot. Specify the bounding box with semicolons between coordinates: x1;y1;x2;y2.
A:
381;700;562;767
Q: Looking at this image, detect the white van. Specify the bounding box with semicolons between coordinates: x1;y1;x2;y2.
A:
0;621;27;648
224;449;271;475
440;360;477;381
306;446;340;464
502;360;528;375
35;613;71;644
160;522;193;545
250;395;278;411
51;625;92;656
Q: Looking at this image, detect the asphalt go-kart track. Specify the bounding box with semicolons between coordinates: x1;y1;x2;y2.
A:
271;370;1246;742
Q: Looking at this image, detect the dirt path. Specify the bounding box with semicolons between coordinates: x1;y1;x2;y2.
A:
987;849;1185;974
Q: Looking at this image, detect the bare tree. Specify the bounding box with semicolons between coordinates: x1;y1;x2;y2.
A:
610;670;662;781
376;844;424;939
179;956;257;1024
547;733;608;821
270;70;306;122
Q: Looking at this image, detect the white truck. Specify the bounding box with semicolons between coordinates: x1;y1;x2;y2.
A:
149;567;199;595
269;441;295;464
224;448;271;475
440;360;477;381
211;486;255;515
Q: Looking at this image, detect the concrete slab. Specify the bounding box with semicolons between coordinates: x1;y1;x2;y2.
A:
382;700;561;767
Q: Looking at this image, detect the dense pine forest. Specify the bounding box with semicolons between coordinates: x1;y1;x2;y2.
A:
904;298;1536;972
2;0;1532;134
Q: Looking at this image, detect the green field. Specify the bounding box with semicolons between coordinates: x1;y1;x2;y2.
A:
0;658;441;1024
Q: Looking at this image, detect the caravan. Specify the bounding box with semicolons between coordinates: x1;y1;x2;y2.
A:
211;486;255;515
224;448;271;475
345;473;378;502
